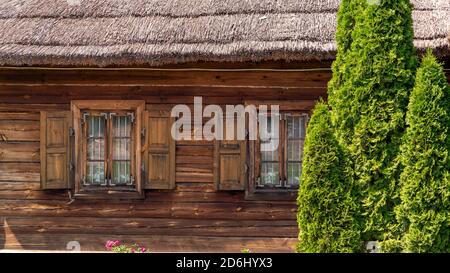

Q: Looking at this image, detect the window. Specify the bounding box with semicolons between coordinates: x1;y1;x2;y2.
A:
82;112;134;187
71;101;144;197
256;113;307;190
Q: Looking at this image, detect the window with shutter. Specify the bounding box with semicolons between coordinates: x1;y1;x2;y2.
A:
71;101;144;198
40;111;71;189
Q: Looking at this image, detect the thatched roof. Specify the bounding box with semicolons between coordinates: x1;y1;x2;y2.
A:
0;0;449;67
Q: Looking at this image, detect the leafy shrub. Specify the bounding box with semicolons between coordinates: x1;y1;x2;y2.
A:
393;51;449;253
297;102;361;253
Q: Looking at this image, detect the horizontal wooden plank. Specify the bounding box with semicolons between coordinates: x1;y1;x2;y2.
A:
176;172;214;183
0;163;40;182
176;145;213;156
0;85;326;104
0;94;320;105
0;184;294;205
0;120;40;142
0;70;331;88
0;200;297;220
175;182;216;192
176;155;213;166
0;181;41;190
0;112;40;121
176;166;212;174
2;216;297;238
0;104;69;112
0;142;40;162
0;232;297;252
0;189;68;200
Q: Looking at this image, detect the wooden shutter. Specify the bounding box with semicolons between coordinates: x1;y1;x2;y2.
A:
214;117;246;191
142;111;175;189
40;111;71;189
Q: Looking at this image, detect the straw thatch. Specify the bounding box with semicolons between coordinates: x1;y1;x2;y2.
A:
0;0;448;67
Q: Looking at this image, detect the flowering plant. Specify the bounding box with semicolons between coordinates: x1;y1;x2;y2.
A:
105;240;149;253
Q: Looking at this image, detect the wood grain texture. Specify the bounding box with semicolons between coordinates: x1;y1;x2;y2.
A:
0;142;40;162
0;69;331;88
0;120;40;142
0;232;296;252
0;67;325;252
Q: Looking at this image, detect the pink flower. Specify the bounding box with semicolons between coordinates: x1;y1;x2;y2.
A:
105;241;113;250
130;248;136;253
105;240;121;250
140;247;147;253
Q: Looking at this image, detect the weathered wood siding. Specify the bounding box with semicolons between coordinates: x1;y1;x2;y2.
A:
2;60;412;252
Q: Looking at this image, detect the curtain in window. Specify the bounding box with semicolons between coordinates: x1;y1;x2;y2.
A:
86;115;106;185
111;115;132;185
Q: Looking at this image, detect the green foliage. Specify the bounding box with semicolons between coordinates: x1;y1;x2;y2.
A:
105;240;149;253
393;51;450;253
328;0;360;122
240;248;251;253
297;102;361;253
329;0;417;242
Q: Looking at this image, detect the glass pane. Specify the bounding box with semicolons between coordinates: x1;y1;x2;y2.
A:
113;116;131;137
260;163;279;186
261;141;279;161
86;162;105;184
87;138;105;160
88;115;105;138
113;139;131;160
287;139;304;161
287;116;306;139
261;115;280;160
287;162;301;186
260;115;278;140
112;161;131;185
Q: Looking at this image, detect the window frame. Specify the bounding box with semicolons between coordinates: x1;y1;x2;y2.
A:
71;100;145;199
246;101;312;200
283;112;308;188
254;112;308;190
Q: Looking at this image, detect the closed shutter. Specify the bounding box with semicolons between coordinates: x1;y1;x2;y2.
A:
142;111;175;189
40;111;71;189
214;117;246;191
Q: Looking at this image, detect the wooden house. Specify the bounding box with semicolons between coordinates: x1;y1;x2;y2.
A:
0;0;449;252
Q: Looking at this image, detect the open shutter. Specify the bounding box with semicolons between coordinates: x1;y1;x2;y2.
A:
214;117;246;191
40;111;71;189
142;111;175;189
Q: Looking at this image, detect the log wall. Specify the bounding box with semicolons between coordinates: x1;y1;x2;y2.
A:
0;62;330;252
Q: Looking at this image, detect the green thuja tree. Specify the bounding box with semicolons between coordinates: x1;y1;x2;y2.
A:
297;102;361;253
331;0;417;244
395;51;450;253
328;0;361;143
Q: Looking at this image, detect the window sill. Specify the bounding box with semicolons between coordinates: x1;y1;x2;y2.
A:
74;190;144;200
245;190;297;201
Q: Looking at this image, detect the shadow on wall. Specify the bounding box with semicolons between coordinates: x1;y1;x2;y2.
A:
1;217;28;251
0;217;5;249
